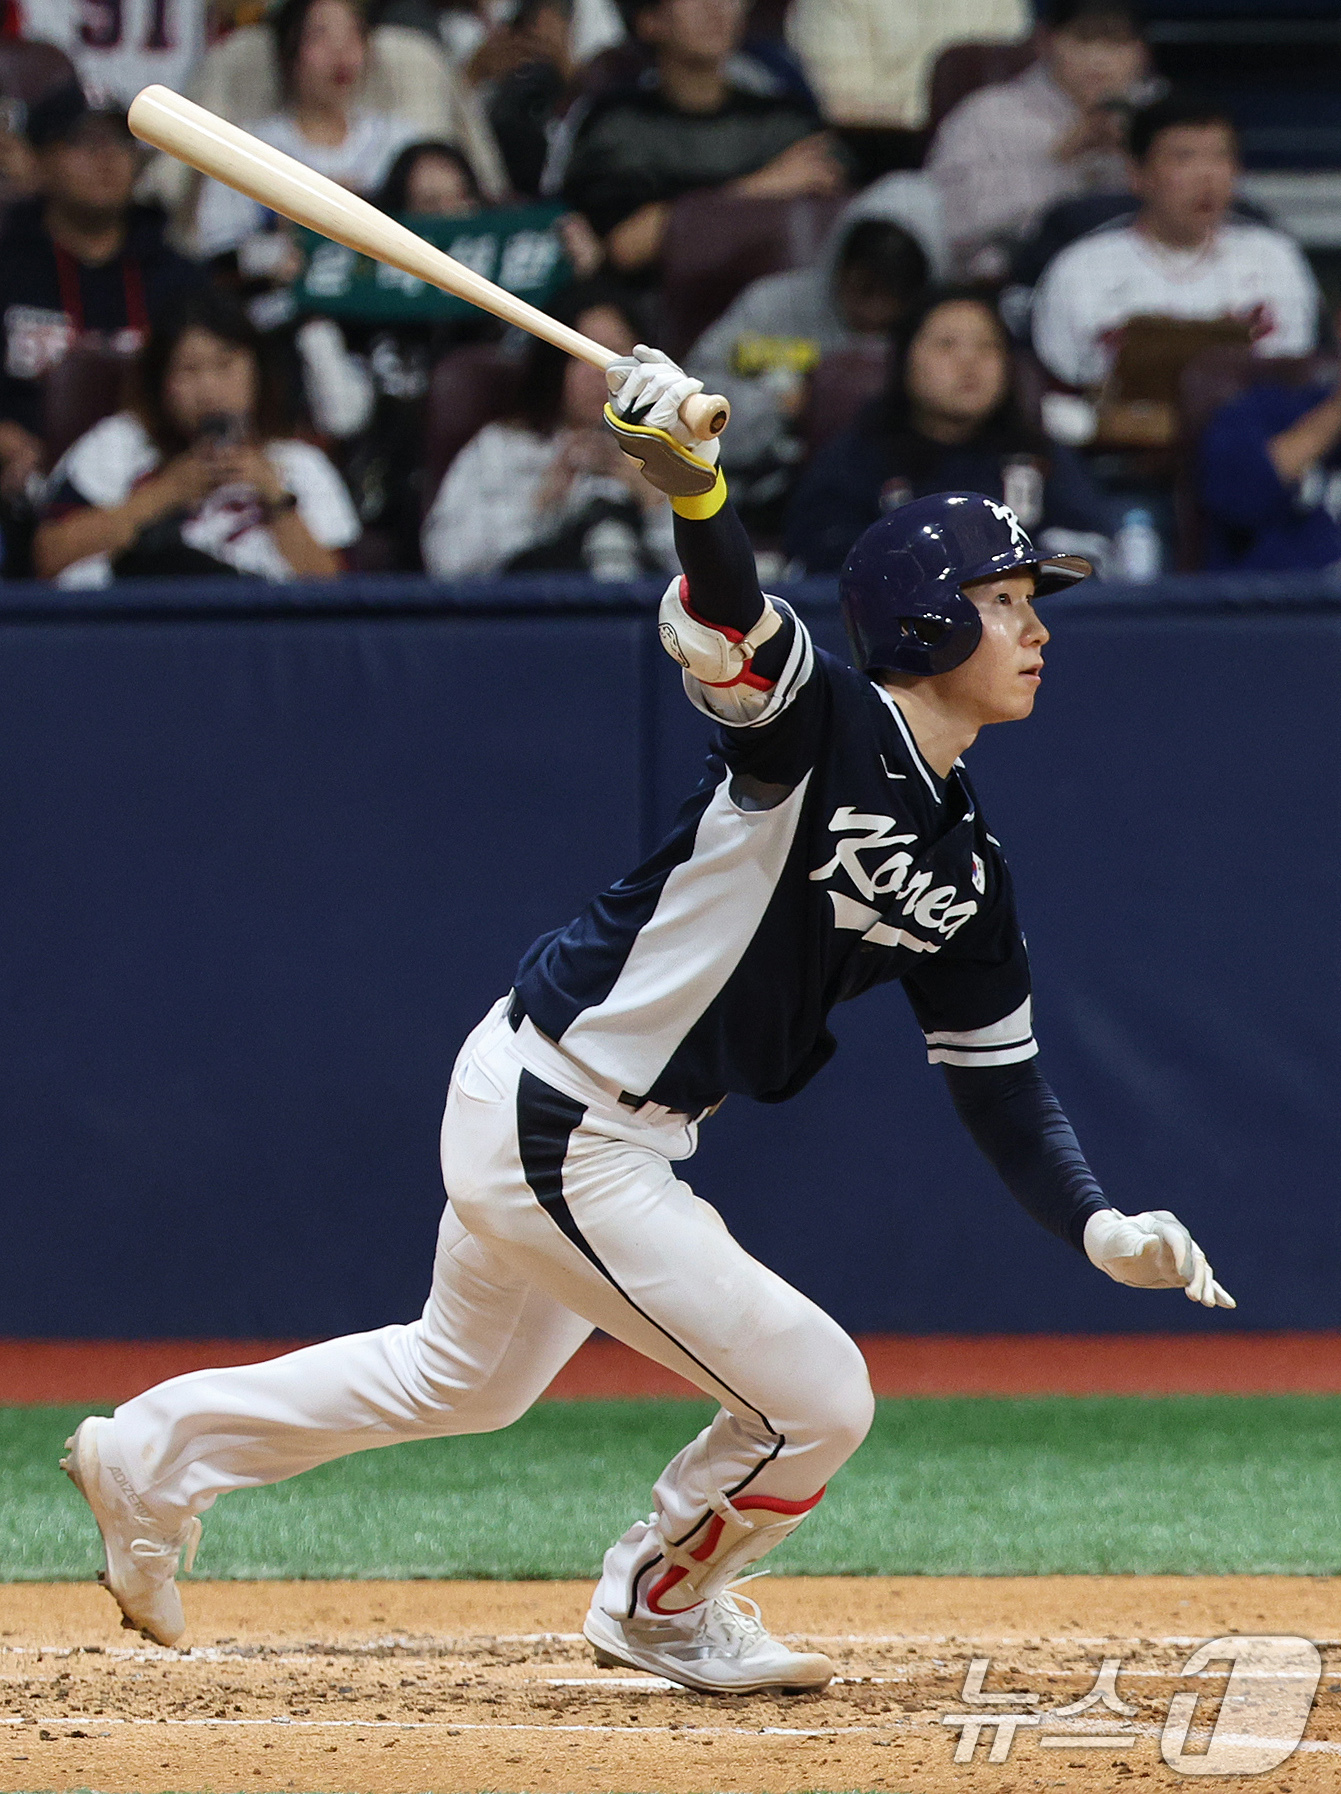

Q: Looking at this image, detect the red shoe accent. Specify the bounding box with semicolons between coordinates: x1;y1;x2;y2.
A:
646;1564;691;1611
644;1487;826;1614
734;1488;827;1517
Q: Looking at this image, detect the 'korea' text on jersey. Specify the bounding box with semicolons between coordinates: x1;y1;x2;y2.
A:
512;606;1037;1115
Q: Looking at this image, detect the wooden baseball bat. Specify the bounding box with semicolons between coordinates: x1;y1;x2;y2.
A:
127;85;730;441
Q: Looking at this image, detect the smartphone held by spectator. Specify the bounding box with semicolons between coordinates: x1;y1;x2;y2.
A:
34;288;360;585
928;0;1150;280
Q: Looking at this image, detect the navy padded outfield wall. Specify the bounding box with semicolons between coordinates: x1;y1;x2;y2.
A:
0;571;1338;1338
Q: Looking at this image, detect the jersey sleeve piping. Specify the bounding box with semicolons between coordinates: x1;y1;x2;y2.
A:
683;599;814;730
923;995;1038;1068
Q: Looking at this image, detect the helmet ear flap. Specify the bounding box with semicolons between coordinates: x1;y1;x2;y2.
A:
867;601;980;676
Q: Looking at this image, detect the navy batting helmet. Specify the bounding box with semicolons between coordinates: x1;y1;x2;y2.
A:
839;492;1092;677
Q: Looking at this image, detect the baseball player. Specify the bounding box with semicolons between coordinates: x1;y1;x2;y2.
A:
62;346;1234;1695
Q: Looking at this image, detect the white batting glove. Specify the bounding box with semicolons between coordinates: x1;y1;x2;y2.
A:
606;345;720;465
1084;1208;1235;1309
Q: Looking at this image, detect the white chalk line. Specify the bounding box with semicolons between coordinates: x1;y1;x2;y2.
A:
6;1714;1341;1755
11;1631;1339;1660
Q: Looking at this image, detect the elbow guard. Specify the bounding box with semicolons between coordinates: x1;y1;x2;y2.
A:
657;576;782;688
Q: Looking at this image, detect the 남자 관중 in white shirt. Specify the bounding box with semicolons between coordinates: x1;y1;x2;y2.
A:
1032;217;1321;390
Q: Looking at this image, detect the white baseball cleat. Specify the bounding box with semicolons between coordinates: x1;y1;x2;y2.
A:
583;1586;834;1695
60;1416;201;1648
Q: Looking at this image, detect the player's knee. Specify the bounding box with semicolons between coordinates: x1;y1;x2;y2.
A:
803;1333;874;1460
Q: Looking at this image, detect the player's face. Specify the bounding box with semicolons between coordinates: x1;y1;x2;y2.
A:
945;571;1050;725
164;329;259;439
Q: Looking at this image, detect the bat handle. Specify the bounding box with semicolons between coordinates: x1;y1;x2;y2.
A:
679;391;731;442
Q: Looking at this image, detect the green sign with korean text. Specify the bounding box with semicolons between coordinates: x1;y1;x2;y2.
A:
293;203;570;324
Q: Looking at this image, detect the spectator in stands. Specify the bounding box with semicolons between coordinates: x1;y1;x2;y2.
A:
1032;93;1320;393
422;281;677;576
785;0;1030;134
377;0;625;71
20;0;211;107
785;287;1117;574
34;287;359;584
458;0;568;195
686;178;936;490
378;136;484;214
928;0;1149;281
332;139;488;564
1199;359;1341;572
559;0;844;276
194;0;418;261
0;82;201;505
0;101;36;204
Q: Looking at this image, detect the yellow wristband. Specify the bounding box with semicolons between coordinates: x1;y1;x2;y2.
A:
671;467;728;521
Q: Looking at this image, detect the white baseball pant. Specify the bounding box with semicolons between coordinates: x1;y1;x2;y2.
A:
113;999;875;1611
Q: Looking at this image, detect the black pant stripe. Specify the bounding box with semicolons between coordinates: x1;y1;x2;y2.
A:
514;1067;786;1575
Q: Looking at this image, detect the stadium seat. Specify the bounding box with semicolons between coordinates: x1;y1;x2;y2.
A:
41;344;135;470
927;37;1039;136
798;340;888;457
1175;343;1334;569
660;192;846;360
422;342;525;515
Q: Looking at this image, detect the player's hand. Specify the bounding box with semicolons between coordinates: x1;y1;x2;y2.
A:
605;346;721;464
1083;1208;1235;1308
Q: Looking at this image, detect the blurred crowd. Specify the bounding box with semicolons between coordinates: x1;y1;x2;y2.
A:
0;0;1337;585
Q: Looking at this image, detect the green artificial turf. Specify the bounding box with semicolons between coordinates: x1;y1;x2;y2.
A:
7;1395;1340;1580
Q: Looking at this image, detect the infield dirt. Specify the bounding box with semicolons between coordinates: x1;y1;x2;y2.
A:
1;1577;1337;1792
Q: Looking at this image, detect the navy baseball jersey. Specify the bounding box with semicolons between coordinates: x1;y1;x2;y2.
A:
513;603;1037;1115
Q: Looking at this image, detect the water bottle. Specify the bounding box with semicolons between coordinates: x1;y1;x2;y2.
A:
1115;507;1161;583
584;517;641;582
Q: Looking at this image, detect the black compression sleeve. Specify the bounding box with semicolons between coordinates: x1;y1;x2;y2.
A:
943;1059;1111;1252
672;499;793;683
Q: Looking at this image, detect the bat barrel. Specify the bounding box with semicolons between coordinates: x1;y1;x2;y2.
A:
128;85;729;441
